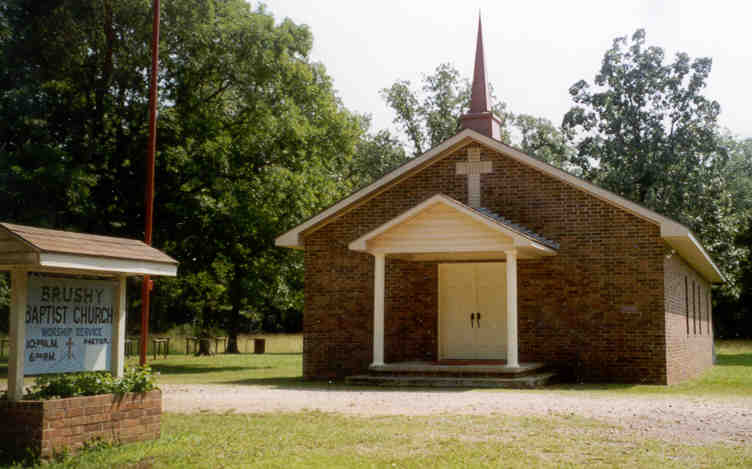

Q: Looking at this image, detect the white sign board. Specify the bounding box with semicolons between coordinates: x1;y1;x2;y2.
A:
24;276;116;375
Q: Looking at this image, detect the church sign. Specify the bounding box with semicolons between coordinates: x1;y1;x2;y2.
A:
24;276;116;375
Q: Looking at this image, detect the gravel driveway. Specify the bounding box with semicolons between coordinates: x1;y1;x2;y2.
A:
161;384;752;445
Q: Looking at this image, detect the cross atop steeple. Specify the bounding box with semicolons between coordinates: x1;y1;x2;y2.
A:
460;14;503;140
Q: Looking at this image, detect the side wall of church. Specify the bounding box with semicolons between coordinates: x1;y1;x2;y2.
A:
664;253;714;384
303;141;671;383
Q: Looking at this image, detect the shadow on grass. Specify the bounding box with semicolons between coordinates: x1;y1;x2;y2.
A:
150;364;270;375
715;354;752;366
134;352;303;359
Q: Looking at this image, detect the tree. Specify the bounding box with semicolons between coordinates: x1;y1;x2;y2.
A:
381;63;572;169
714;137;752;337
514;114;575;171
562;29;738;288
346;116;408;188
381;63;513;155
723;138;752;217
0;0;363;350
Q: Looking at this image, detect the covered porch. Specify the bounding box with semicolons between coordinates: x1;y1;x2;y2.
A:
347;194;558;384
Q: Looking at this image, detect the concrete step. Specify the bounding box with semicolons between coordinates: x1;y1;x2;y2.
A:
345;372;557;389
368;361;546;378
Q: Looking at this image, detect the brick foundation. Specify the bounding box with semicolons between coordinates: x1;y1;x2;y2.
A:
301;141;712;384
0;389;161;458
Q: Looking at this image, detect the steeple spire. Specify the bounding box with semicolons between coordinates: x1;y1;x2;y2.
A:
460;14;502;140
469;14;490;113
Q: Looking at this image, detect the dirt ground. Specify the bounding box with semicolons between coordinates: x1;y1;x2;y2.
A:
161;384;752;446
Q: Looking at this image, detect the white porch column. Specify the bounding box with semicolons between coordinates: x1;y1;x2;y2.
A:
372;253;385;366
111;275;127;378
505;250;519;367
8;270;28;401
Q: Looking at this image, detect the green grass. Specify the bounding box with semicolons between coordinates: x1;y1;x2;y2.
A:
142;353;304;386
546;340;752;397
1;341;750;467
2;339;752;395
142;339;752;395
0;334;304;389
4;412;750;468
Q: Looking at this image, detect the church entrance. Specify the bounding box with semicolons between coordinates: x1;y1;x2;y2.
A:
439;262;507;360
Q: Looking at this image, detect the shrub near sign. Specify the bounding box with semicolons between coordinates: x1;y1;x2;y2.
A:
25;275;116;374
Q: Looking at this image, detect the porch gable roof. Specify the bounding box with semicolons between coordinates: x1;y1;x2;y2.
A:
348;194;557;256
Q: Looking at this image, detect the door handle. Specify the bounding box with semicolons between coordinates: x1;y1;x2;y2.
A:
470;313;475;328
476;312;481;328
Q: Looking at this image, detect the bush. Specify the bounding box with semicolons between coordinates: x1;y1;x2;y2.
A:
25;366;157;400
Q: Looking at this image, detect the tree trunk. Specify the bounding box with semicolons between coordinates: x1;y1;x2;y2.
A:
226;336;240;354
225;305;241;354
225;274;243;354
196;337;213;356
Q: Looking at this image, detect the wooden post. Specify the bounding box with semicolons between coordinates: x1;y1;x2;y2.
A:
8;270;28;401
372;253;385;366
505;250;519;367
111;276;127;378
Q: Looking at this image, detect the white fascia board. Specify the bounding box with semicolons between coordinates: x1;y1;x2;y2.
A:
686;231;723;282
370;244;516;255
472;132;674;227
275;131;475;249
278;128;720;282
277;128;677;248
39;253;178;277
470;132;723;283
348;194;554;254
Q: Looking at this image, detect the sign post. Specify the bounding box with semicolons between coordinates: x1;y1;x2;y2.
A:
0;222;177;401
111;276;127;378
7;270;28;401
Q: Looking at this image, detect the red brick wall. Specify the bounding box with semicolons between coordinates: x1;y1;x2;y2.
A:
480;145;667;383
303;142;669;383
0;390;161;458
664;253;714;384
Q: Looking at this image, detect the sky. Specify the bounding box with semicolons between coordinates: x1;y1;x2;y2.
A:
255;1;752;140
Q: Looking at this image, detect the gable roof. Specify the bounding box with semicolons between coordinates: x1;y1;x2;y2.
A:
348;194;558;255
276;128;723;283
0;222;178;276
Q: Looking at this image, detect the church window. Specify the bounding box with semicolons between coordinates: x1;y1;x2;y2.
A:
685;277;689;335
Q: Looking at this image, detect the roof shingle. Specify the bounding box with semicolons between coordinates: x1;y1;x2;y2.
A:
0;223;178;265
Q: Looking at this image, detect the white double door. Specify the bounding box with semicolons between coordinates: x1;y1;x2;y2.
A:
439;263;507;359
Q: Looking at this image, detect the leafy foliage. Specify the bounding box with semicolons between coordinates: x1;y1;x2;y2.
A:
24;366;156;400
381;63;513;154
562;29;741;292
346;117;409;188
381;62;570;168
0;1;365;344
514;114;576;171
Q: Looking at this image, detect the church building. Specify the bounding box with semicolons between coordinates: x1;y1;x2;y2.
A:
276;19;721;385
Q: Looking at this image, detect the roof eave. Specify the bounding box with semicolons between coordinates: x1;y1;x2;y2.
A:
348;194;556;255
276;129;723;284
274;130;479;249
661;224;724;284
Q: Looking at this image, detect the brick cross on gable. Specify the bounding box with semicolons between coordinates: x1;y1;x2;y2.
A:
456;147;492;208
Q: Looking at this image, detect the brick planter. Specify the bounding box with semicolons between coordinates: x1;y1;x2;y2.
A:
0;389;161;458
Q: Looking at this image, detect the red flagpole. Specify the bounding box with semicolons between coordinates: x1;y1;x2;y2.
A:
140;0;160;366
